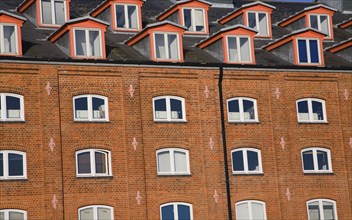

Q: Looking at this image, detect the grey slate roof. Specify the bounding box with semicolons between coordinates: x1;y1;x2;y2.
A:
1;0;351;69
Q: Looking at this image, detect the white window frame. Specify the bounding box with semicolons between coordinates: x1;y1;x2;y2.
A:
246;11;270;37
0;93;25;121
160;202;193;220
181;7;206;33
152;96;186;122
308;14;331;38
306;199;338;220
75;149;112;177
0;209;27;220
153;32;181;61
235;200;267;220
73;28;103;58
39;0;68;25
0;150;27;180
78;205;114;220
231;148;263;174
225;35;252;63
227;97;258;123
114;3;140;30
296;38;322;65
296;98;327;123
0;23;19;55
301;148;333;173
156;148;190;175
73;94;109;122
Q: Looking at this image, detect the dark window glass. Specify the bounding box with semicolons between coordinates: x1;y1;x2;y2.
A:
178;205;191;220
232;151;244;171
161;205;174;220
78;152;91;174
92;97;105;119
309;40;319;63
75;97;88;119
154;98;167;119
6;96;20;118
247;151;259;171
312;101;324;120
127;5;137;29
298;101;309;113
303;150;314;170
317;150;329;170
0;153;3;177
184;9;192;29
310;15;318;29
8;153;23;176
243;100;255;120
298;40;308;63
170;99;183;119
95;152;106;174
248;12;256;29
228;100;239;113
116;5;125;28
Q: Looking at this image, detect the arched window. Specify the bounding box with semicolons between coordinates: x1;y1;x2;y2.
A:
0;209;27;220
73;95;109;121
301;148;332;173
153;96;186;122
76;149;112;177
156;148;190;175
227;97;258;122
307;199;337;220
160;202;193;220
236;200;267;220
0;150;27;180
296;98;326;122
78;205;113;220
0;93;24;121
231;148;263;174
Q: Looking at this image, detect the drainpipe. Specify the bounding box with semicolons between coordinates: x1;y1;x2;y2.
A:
218;66;233;220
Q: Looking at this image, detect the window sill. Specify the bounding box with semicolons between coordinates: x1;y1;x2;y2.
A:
229;121;260;124
303;172;334;175
232;173;264;176
298;121;328;124
154;120;187;123
157;174;191;177
0;178;28;181
0;120;25;123
74;120;110;123
76;175;113;179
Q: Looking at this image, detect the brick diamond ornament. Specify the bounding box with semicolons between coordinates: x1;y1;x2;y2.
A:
129;84;135;97
45;82;52;95
344;89;349;101
274;87;281;100
49;137;55;152
213;190;219;203
136;191;142;205
52;194;59;209
132;137;138;151
209;137;214;150
204;85;210;99
286;188;291;201
280;137;286;150
350;137;352;149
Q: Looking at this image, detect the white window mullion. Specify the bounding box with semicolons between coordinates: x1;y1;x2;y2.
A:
90;150;96;175
170;150;175;174
166;97;171;120
312;149;318;172
94;206;98;220
4;152;8;178
318;200;324;220
256;13;260;32
51;0;56;25
239;98;244;121
0;25;4;53
164;34;169;59
124;5;129;29
236;37;242;62
307;99;313;122
85;30;90;57
1;94;5;119
191;9;195;32
306;39;312;64
248;202;253;219
174;204;179;220
87;95;92;120
243;150;248;173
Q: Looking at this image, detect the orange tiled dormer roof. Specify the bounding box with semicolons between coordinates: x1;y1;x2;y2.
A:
337;18;352;29
326;38;352;53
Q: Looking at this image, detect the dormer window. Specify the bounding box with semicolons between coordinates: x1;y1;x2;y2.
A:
74;28;102;58
247;11;268;37
115;4;139;30
40;0;67;26
0;24;17;55
297;38;321;65
309;14;330;37
227;36;252;63
154;32;180;61
183;8;205;33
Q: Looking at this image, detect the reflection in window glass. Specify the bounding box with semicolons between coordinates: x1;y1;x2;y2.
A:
77;152;91;174
74;95;108;121
302;148;332;173
232;149;262;174
170;98;182;119
92;97;105;119
116;5;125;28
232;151;244;171
247;150;259;171
79;206;113;220
297;99;326;122
153;96;185;121
307;200;337;220
302;150;314;171
236;201;266;220
161;203;192;220
75;97;88;119
0;151;26;179
76;149;111;176
227;98;257;122
6;96;21;119
154;99;167;119
3;25;16;54
157;149;189;175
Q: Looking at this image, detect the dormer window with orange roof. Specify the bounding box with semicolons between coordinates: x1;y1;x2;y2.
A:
218;1;275;38
17;0;70;27
48;17;108;59
157;0;211;35
126;21;186;62
0;11;26;56
90;0;144;32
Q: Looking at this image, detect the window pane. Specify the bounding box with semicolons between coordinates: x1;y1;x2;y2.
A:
80;208;94;220
77;152;91;174
236;203;249;219
303;150;314;170
41;0;53;24
161;205;174;220
170;98;183;119
89;31;101;57
95;152;107;174
252;202;265;219
195;9;204;32
6;95;21;119
97;207;112;220
298;101;309;121
258;13;268;36
248;12;256;29
0;97;2;118
92;97;105;119
116;5;126;28
310;15;318;29
240;37;250;62
8;153;23;176
308;202;320;220
75;97;88;119
75;30;86;56
155;34;166;59
174;151;187;173
317;150;329;170
3;26;16;53
54;0;65;25
320;16;329;36
309;40;319;63
184;9;192;30
128;5;138;29
298;40;308;63
243;99;255;120
177;205;191;220
0;212;3;220
232;151;244;171
168;34;179;60
0;153;3;177
247;150;259;171
228;100;240;120
323;201;335;220
154;99;167;119
9;212;24;220
158;151;171;172
312;100;324;120
228;37;238;62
